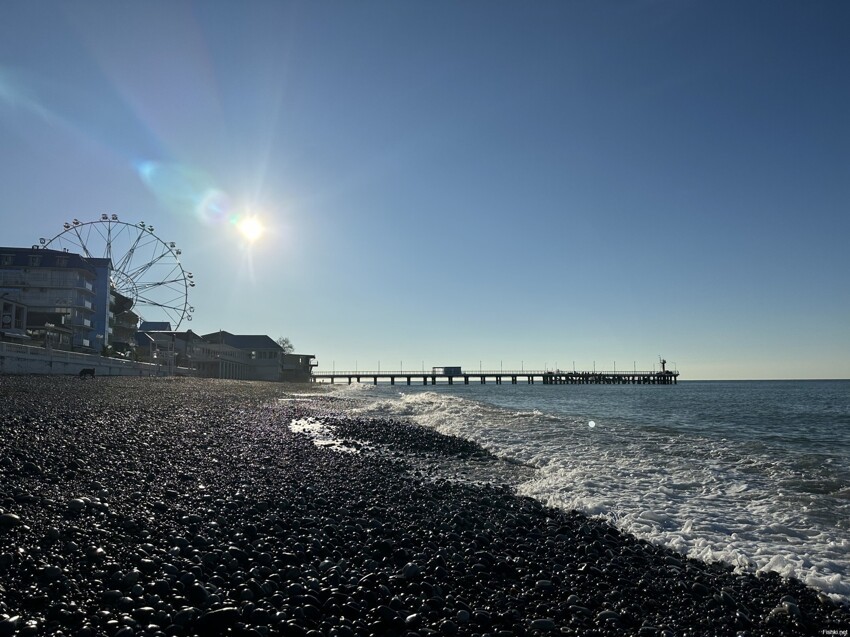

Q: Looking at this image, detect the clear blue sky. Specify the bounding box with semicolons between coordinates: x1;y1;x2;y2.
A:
1;1;848;380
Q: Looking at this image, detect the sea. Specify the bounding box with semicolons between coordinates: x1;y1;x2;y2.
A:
318;380;850;600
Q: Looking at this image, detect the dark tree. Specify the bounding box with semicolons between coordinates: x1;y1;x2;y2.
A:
276;336;294;354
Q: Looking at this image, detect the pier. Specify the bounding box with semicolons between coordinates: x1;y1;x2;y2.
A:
312;369;679;386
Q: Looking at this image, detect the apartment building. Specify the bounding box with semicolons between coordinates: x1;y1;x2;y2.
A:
0;247;110;351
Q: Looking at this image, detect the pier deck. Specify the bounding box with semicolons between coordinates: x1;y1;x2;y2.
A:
312;370;679;385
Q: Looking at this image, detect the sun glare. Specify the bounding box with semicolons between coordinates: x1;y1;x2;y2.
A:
236;216;264;242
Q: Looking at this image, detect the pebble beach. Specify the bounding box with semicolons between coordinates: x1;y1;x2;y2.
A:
1;377;847;637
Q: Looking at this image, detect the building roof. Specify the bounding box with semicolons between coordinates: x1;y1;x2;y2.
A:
0;247;103;272
135;329;202;347
139;321;172;331
201;331;282;351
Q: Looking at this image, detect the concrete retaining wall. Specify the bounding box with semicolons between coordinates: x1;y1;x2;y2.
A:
0;342;193;377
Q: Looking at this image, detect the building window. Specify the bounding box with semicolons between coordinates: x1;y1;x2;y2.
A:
1;254;12;266
29;255;42;267
57;257;69;267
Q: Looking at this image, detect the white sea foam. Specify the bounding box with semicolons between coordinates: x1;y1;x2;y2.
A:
341;385;850;600
289;417;358;453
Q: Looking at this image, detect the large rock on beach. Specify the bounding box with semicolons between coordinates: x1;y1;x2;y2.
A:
0;376;847;637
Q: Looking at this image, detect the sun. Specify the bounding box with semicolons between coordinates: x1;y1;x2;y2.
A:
236;216;264;242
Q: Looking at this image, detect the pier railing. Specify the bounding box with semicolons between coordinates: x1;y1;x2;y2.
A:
319;370;662;376
311;369;679;385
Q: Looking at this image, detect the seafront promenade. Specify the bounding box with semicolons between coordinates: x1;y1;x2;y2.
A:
313;369;680;385
0;341;188;376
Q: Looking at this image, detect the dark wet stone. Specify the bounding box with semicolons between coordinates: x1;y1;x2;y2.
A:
735;609;752;627
530;618;556;631
122;569;142;588
597;609;621;624
0;514;23;529
186;582;210;606
21;461;42;475
40;564;63;580
116;597;135;612
282;623;307;637
472;609;492;627
691;581;710;597
0;616;21;637
172;608;196;627
535;579;555;592
102;589;123;604
194;606;240;632
405;613;422;627
375;605;397;622
402;562;422;579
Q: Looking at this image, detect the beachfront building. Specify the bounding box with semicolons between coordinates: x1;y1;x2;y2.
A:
193;340;253;379
131;328;316;381
135;328;274;379
135;328;210;374
282;353;318;382
202;331;284;381
0;247;111;352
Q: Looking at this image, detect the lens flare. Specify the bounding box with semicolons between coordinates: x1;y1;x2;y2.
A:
196;189;231;225
135;160;230;224
135;159;272;247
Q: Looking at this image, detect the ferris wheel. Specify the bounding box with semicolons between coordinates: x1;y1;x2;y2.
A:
40;214;195;329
